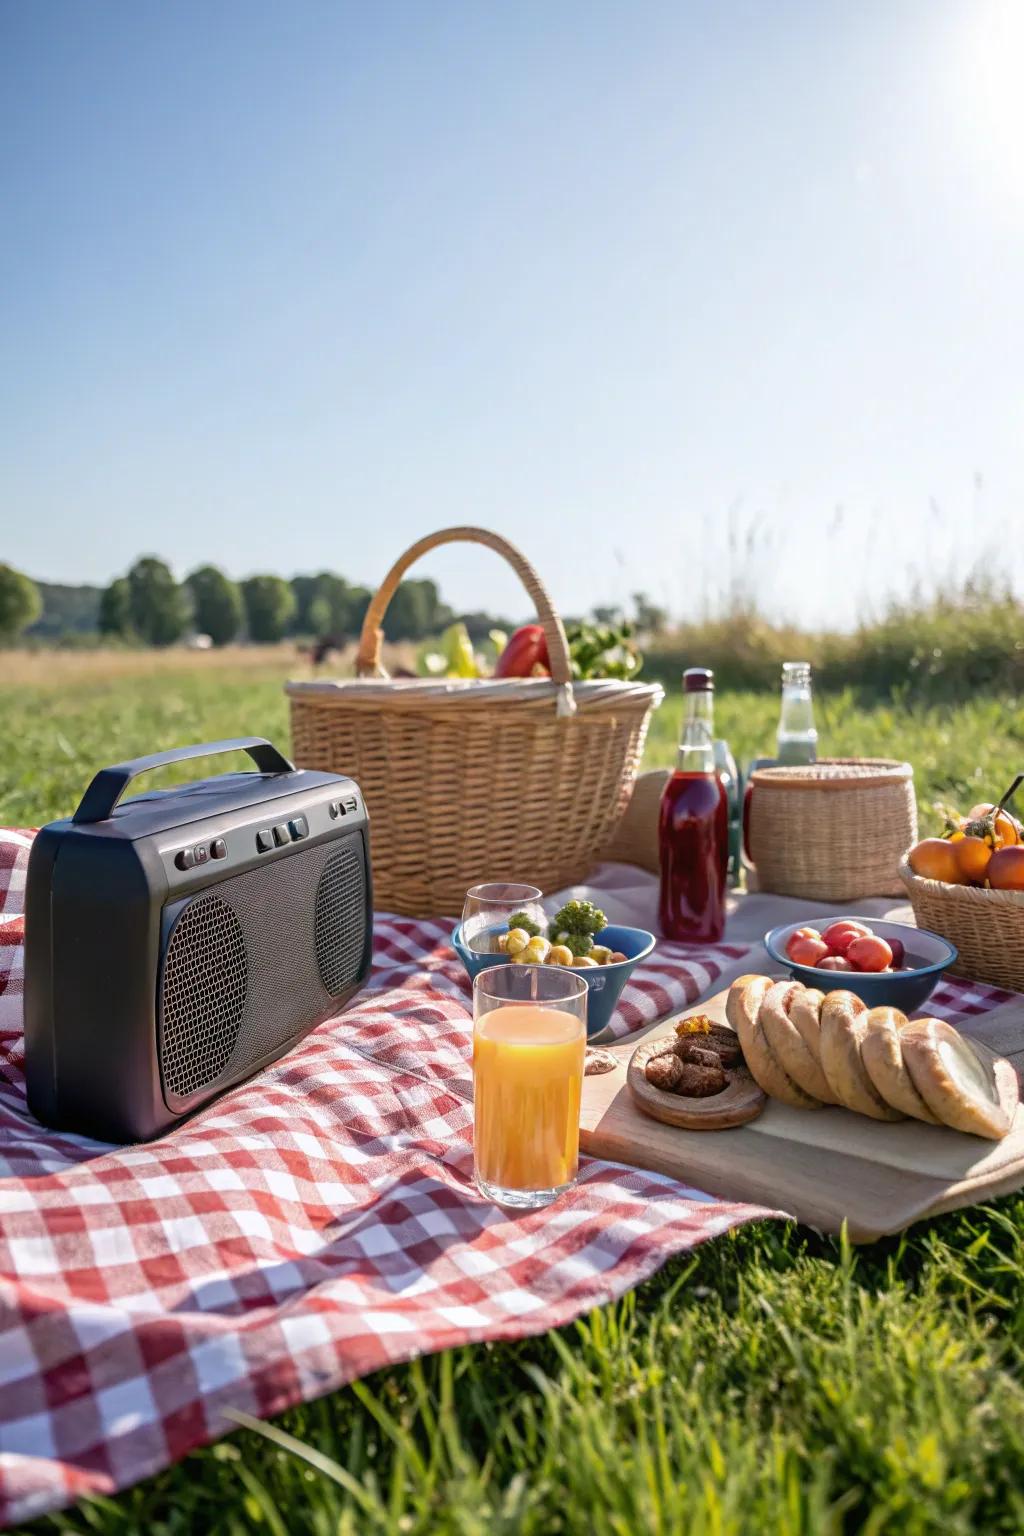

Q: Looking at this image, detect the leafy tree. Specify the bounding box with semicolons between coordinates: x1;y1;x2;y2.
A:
289;575;320;635
457;609;514;641
292;573;374;639
98;578;132;638
632;591;668;636
346;584;372;637
592;604;624;627
311;573;351;637
185;565;243;646
31;582;102;636
241;575;296;643
386;579;453;640
127;557;187;646
0;563;42;643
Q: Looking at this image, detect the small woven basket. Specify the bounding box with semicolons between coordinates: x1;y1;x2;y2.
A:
746;758;917;902
899;857;1024;991
287;527;663;917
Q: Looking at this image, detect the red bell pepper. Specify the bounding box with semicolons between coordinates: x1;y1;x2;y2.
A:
494;624;550;678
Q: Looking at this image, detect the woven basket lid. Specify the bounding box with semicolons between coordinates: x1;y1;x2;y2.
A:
749;757;913;790
285;676;664;714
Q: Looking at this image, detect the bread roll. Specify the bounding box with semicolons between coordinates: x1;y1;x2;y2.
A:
725;975;773;1030
860;1007;939;1123
819;991;904;1121
729;977;823;1109
900;1018;1017;1140
760;984;837;1104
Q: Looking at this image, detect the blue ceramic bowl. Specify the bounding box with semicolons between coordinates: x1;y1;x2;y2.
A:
451;923;656;1039
764;915;957;1013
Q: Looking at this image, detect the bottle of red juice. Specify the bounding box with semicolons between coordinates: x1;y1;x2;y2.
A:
658;668;729;941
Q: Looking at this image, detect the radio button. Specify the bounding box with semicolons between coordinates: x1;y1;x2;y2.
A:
210;838;227;860
288;816;308;841
193;844;210;865
256;829;274;853
273;823;290;847
174;848;195;871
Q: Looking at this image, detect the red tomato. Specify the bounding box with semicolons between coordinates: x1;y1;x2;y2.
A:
785;926;821;954
788;936;831;967
494;624;550;678
817;955;854;971
846;934;893;972
888;936;905;969
820;920;871;955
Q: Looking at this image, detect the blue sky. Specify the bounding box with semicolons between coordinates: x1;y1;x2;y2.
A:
2;0;1022;626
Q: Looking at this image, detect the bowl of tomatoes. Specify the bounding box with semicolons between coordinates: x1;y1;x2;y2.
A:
764;916;957;1012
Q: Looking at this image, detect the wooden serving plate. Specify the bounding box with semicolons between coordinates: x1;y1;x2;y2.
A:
627;1036;766;1130
580;985;1024;1241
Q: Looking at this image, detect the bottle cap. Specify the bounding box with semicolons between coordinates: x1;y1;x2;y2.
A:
683;667;714;693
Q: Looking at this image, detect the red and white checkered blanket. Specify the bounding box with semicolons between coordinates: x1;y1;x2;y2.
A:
0;828;773;1527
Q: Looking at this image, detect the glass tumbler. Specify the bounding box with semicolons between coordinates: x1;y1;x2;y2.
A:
460;881;546;955
472;964;588;1208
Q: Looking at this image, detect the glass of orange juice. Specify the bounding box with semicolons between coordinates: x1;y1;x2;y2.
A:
473;964;588;1208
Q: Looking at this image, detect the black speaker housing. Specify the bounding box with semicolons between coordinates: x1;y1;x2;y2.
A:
24;738;373;1142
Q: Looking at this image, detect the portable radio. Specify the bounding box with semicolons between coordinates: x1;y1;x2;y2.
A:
24;737;372;1141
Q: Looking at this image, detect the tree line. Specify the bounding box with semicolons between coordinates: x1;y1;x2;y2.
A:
0;557;470;647
1;555;669;649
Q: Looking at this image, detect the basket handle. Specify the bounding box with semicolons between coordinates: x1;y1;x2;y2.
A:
355;526;574;686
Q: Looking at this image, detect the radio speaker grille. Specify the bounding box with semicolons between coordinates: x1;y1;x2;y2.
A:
158;829;369;1112
315;843;368;995
160;895;247;1100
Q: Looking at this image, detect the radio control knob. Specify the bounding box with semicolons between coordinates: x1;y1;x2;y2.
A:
210;838;227;860
174;848;194;871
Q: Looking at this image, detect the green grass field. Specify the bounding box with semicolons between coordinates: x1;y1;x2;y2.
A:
5;653;1024;1535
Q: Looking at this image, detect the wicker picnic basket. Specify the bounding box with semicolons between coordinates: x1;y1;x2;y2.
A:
899;859;1024;991
287;527;664;917
746;758;917;902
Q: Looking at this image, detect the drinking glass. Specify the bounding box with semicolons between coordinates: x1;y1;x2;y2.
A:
460;881;546;955
473;964;588;1208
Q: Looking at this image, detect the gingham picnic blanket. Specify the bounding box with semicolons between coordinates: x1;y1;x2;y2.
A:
0;827;774;1527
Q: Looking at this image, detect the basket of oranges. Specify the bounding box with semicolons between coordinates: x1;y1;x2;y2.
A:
900;776;1024;990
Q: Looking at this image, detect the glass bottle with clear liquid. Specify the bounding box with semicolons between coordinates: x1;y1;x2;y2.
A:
776;662;818;766
658;668;729;941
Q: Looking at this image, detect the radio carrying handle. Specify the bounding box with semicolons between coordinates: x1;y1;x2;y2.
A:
71;738;296;825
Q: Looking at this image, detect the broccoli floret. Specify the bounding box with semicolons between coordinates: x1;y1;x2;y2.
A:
553;930;593;957
508;911;542;938
550;899;606;939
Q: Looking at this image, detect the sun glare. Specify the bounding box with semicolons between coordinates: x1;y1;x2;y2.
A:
961;0;1024;201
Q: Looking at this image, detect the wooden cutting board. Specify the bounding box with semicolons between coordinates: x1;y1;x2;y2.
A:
580;988;1024;1241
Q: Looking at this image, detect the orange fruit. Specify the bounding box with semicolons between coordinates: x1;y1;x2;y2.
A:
988;846;1024;891
966;803;1021;846
907;838;961;883
954;835;992;884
